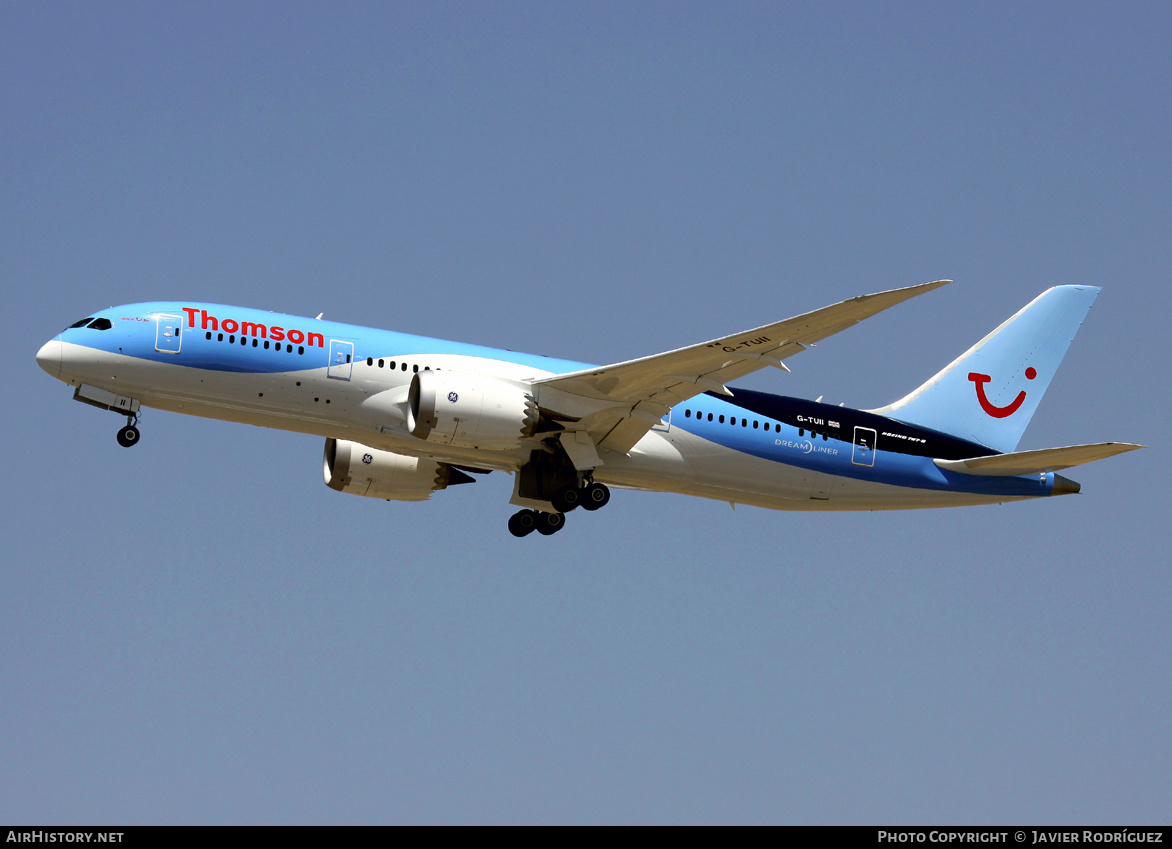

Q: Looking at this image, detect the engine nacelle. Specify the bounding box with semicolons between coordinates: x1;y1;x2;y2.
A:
407;370;539;449
323;438;469;501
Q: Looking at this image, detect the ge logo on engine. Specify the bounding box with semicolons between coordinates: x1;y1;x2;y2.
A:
448;392;459;403
362;453;373;464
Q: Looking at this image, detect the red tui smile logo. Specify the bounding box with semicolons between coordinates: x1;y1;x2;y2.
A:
969;367;1036;418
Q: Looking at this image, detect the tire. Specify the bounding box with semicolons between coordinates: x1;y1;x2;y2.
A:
536;512;565;535
580;482;610;511
116;425;140;448
508;510;538;537
550;485;580;513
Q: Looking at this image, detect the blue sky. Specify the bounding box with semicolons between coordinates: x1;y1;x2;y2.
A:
3;1;1169;824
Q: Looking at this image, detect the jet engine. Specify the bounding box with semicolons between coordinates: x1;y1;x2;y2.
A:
407;370;539;449
323;438;474;501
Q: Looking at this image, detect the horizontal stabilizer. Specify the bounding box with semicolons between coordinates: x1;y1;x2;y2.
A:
934;442;1144;477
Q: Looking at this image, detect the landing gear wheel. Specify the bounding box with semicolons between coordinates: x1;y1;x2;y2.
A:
116;424;140;448
508;509;538;537
581;482;610;511
536;512;565;536
550;485;580;513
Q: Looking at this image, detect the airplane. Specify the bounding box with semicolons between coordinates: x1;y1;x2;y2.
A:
35;280;1142;537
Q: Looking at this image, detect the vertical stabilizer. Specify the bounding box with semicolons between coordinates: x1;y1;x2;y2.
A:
866;286;1099;453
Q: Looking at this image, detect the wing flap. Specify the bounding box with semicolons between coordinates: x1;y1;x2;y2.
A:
934;442;1144;477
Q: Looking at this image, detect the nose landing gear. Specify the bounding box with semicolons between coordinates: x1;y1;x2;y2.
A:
116;414;141;448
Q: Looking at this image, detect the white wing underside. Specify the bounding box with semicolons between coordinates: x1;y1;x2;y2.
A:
533;280;951;455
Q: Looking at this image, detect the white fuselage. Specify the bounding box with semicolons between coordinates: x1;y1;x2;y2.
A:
39;319;1048;514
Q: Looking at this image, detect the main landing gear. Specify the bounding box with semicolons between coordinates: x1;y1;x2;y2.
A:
507;509;564;537
116;414;141;448
507;482;611;537
551;481;610;513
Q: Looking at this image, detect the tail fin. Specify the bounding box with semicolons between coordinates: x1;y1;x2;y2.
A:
867;286;1099;452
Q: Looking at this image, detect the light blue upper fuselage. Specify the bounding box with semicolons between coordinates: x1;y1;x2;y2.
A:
61;301;590;375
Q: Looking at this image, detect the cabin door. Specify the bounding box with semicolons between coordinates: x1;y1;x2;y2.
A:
155;314;183;354
851;426;877;467
328;340;354;380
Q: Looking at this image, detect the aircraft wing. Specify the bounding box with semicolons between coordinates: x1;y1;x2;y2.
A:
534;279;951;455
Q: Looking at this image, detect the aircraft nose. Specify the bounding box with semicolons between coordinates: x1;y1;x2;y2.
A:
36;338;63;379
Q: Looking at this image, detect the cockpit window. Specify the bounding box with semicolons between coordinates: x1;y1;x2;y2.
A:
68;316;112;330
